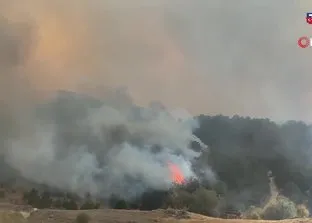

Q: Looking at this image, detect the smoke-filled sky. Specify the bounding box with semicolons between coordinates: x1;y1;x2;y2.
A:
2;0;312;200
1;0;312;122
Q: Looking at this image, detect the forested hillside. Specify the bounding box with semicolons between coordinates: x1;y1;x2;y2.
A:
1;92;312;219
195;115;312;209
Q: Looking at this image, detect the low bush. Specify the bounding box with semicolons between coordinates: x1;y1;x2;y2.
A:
75;212;90;223
114;199;128;209
164;189;193;209
243;205;262;219
0;190;5;198
63;199;78;210
296;204;309;218
189;187;219;216
262;196;297;220
80;200;100;210
164;208;191;219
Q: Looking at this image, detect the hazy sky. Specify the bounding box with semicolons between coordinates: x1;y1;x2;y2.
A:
2;0;312;122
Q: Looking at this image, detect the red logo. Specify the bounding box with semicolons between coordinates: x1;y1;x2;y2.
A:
307;17;312;24
307;13;312;24
298;36;310;48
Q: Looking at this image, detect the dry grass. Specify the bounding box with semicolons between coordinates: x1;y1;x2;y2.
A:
0;211;26;223
0;208;306;223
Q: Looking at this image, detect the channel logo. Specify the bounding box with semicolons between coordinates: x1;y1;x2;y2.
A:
307;13;312;24
298;36;312;48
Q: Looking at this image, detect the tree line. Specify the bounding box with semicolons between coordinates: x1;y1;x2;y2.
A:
11;114;312;219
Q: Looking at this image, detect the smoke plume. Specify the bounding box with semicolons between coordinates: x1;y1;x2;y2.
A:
1;0;312;121
3;88;210;197
0;0;215;197
0;0;312;197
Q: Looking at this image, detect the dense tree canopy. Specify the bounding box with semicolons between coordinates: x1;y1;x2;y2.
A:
194;115;312;208
4;98;312;217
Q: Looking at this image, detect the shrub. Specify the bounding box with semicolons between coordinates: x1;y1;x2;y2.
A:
164;189;193;209
189;187;219;216
0;190;5;198
213;181;227;196
262;196;297;220
139;190;168;210
63;199;78;210
114;199;128;209
243;205;262;219
23;188;40;208
75;213;90;223
128;202;140;209
38;191;52;208
94;202;100;209
181;178;200;193
52;199;63;208
296;204;309;218
80;200;100;210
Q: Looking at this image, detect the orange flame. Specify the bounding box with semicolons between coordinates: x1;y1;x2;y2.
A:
168;162;185;184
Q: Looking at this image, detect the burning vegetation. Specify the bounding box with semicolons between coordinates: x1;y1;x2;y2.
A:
0;91;311;220
0;92;311;220
168;162;185;185
1;1;312;220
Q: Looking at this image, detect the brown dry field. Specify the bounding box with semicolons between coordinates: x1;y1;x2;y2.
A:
0;192;310;223
0;204;311;223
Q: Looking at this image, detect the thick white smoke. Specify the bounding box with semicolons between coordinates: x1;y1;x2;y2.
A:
4;0;312;198
0;0;219;197
3;90;211;197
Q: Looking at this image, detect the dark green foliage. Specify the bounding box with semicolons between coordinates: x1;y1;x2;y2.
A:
180;178;200;193
163;185;219;216
9;114;312;219
52;199;63;209
24;188;71;209
164;189;193;209
188;187;219;215
62;199;79;210
75;213;90;223
128;202;140;209
114;199;128;209
23;188;83;210
94;202;100;209
23;188;40;208
194;115;312;206
39;191;52;208
139;190;168;210
80;200;100;210
0;190;5;198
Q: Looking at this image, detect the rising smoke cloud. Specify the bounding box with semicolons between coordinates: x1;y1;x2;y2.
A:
0;0;214;197
5;90;208;197
0;0;312;197
1;0;312;120
0;12;210;195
